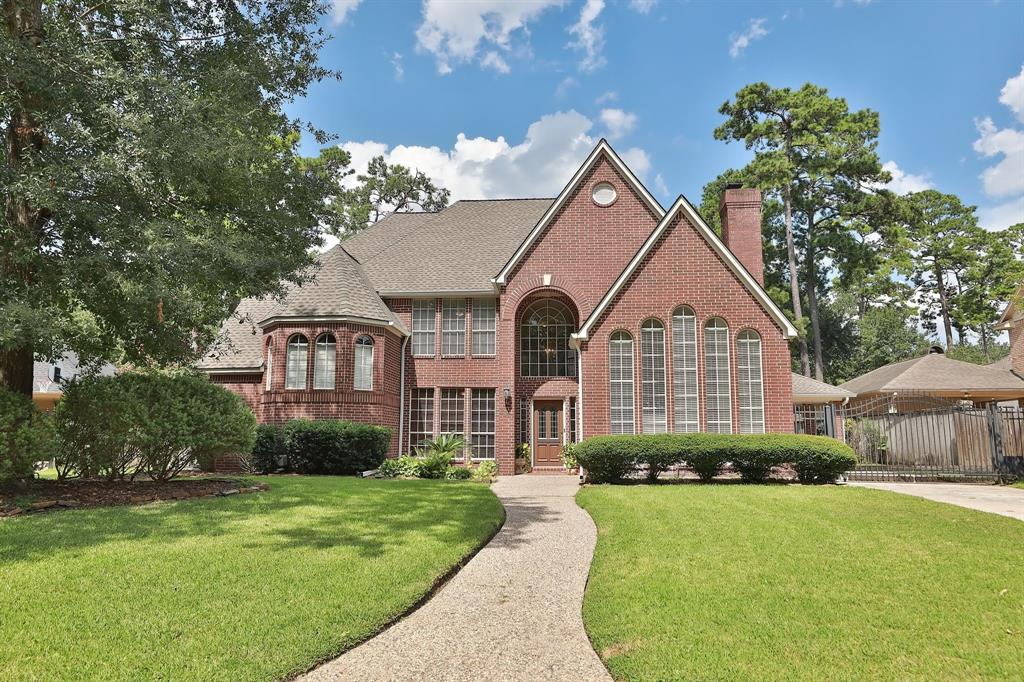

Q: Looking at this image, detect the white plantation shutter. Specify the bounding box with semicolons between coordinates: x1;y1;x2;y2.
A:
313;334;336;389
703;319;732;433
285;335;308;390
609;331;635;435
442;299;466;356
471;298;496;356
640;319;667;433
737;330;765;434
412;300;436;356
354;335;373;391
265;341;274;391
672;306;699;432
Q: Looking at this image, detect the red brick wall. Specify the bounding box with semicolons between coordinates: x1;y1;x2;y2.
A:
258;321;403;455
209;374;262;416
720;187;764;285
580;212;794;437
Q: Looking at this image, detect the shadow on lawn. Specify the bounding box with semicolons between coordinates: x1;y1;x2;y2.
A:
0;479;501;564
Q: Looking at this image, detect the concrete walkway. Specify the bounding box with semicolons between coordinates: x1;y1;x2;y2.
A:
850;481;1024;521
300;475;611;682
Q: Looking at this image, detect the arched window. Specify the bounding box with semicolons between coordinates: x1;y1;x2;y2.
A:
703;318;732;433
354;335;374;391
671;306;699;432
264;338;274;391
313;334;336;390
640;319;667;433
520;298;576;377
285;334;309;390
737;330;765;434
609;331;635;435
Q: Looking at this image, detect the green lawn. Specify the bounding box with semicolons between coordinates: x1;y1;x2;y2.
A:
0;476;503;681
578;484;1024;681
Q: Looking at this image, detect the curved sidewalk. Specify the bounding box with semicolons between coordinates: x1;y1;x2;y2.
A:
300;475;611;682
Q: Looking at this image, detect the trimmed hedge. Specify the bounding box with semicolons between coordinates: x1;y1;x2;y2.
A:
574;433;856;484
250;424;288;474
282;420;391;475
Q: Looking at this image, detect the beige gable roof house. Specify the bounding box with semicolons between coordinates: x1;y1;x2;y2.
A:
839;347;1024;404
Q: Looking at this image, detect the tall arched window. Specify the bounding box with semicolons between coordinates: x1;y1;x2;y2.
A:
671;306;699;432
609;331;635;435
520;298;576;377
354;335;374;391
737;330;765;434
703;318;732;433
313;334;336;390
640;319;667;433
285;334;309;390
264;338;274;391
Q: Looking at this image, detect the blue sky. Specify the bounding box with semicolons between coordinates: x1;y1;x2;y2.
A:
289;0;1024;230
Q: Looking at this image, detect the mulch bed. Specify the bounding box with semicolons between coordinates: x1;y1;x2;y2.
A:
0;477;267;519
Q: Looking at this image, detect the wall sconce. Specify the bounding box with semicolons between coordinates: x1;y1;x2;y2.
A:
503;387;511;401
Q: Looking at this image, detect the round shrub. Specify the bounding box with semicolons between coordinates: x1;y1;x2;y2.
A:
730;447;785;483
0;388;56;482
790;437;857;483
250;424;287;474
574;436;646;483
54;372;256;481
284;420;390;475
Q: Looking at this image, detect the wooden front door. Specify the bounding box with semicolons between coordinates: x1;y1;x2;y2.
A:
533;400;564;467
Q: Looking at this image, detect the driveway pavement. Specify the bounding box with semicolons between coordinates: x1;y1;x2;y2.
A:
849;481;1024;521
300;474;611;682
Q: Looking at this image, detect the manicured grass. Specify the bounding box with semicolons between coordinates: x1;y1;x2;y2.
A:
578;484;1024;681
0;476;503;681
1012;481;1024;490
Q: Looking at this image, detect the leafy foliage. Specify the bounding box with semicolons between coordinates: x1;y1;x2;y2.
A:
575;433;856;484
472;460;498;482
1;0;342;393
0;388;55;481
54;372;256;481
283;420;391;475
250;424;288;474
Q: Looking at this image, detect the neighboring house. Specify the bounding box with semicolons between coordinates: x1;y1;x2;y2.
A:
838;346;1024;409
791;373;854;438
994;285;1024;407
32;353;115;411
199;140;800;474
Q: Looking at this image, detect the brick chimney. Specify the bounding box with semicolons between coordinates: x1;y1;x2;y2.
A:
719;185;764;285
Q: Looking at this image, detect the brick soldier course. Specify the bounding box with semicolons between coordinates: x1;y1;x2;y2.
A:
200;140;799;475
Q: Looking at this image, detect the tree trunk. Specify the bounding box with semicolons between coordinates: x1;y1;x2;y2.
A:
2;0;45;397
783;183;810;376
805;218;825;380
934;264;955;348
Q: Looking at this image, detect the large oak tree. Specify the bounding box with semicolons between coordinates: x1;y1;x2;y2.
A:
1;0;343;395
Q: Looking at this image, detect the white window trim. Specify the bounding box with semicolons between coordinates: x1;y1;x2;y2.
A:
672;306;700;433
609;331;636;435
354;335;374;392
641;320;668;434
704;319;733;434
441;299;466;358
285;335;309;390
411;299;436;358
737;330;766;434
471;298;497;357
313;334;337;390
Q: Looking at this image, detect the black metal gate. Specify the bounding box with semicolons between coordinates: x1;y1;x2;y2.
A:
836;392;1024;481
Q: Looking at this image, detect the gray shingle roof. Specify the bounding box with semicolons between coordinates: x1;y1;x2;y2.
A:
344;199;552;294
791;372;854;402
838;352;1024;396
198;296;278;371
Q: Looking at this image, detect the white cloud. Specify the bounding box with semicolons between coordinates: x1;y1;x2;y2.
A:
599;108;637;140
880;161;934;195
595;90;617;104
999;65;1024;123
415;0;560;74
480;50;510;73
390;52;404;81
568;0;606;73
331;0;362;25
337;110;652;203
555;76;578;98
973;116;1024;197
629;0;657;13
654;173;669;196
728;18;768;59
978;196;1024;231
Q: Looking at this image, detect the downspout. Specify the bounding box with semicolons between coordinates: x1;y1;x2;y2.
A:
397;335;410;455
571;334;585;484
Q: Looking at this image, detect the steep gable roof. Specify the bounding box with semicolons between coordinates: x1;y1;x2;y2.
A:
573;195;799;342
345;199;551;295
492;140;665;285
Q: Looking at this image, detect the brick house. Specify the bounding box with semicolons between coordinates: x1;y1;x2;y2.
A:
199;140;799;474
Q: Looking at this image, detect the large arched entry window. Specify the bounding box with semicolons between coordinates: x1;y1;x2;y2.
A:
519;298;577;377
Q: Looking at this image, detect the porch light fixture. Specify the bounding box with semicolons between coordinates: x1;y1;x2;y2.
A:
503;387;511;401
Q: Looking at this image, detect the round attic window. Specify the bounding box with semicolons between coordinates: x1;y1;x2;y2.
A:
592;182;617;206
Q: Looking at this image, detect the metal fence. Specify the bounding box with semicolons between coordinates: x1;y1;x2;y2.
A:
833;392;1024;481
